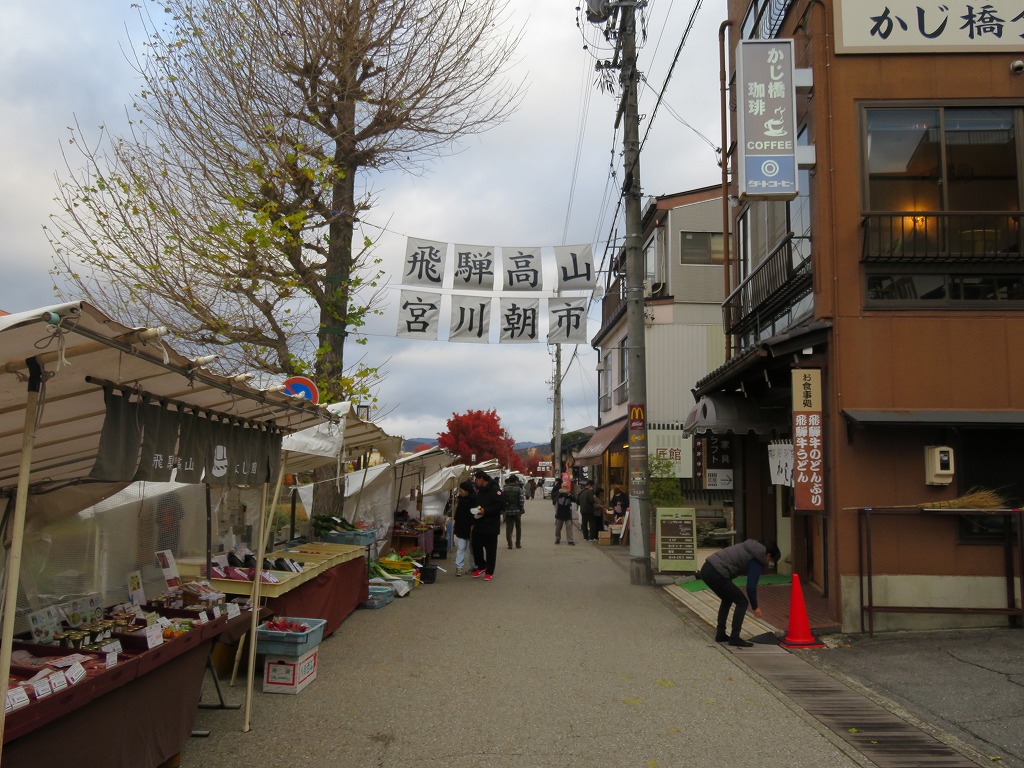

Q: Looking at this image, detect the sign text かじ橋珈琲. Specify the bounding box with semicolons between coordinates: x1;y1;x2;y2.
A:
736;39;799;201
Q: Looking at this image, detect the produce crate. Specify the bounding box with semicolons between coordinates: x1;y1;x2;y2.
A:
322;529;377;547
263;647;318;694
362;585;394;609
255;616;326;657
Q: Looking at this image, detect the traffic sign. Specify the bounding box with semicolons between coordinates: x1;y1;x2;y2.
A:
282;376;319;404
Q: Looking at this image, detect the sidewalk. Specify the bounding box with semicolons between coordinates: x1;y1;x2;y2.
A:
185;498;863;767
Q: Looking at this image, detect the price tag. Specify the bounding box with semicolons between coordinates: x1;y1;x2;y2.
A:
6;687;30;711
48;673;68;693
145;624;164;649
106;651;118;668
198;611;209;624
31;677;53;700
64;662;87;687
101;640;123;655
212;605;222;619
157;616;172;628
225;603;241;620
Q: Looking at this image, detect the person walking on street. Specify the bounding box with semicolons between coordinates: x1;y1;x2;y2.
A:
471;470;503;581
591;486;607;540
502;474;525;549
576;480;596;541
526;477;537;500
698;539;781;647
452;480;478;576
554;486;576;545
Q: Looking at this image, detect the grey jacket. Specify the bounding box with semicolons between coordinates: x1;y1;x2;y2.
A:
705;539;768;580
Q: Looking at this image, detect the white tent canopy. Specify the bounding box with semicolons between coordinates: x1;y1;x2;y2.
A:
281;402;401;475
0;300;341;744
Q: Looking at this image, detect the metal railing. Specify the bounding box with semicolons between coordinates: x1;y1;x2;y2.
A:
601;276;626;330
723;233;812;335
613;381;628;405
862;212;1023;262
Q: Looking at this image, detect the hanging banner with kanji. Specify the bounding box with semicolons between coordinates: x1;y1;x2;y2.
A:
397;291;441;340
547;297;589;344
395;238;596;344
449;294;492;343
792;369;824;510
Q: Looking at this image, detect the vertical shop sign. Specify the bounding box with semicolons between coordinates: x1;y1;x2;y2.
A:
628;404;650;498
694;437;705;486
656;508;699;572
792;369;824;510
705;434;734;489
736;39;799;201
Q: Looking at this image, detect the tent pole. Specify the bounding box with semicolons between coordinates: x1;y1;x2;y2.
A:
242;458;287;732
0;358;43;759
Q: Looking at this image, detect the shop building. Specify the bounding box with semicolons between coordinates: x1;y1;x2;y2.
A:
583;188;730;521
693;0;1024;632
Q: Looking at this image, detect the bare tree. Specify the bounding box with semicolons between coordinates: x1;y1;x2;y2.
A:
49;0;523;402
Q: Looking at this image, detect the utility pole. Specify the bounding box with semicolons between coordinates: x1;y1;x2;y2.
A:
552;344;562;480
620;3;653;585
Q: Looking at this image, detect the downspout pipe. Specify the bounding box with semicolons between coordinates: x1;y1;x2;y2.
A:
719;20;734;362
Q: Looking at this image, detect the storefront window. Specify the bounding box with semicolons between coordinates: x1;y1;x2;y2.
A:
866;108;942;213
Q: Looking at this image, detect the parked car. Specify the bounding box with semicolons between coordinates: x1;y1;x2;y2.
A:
541;478;556;498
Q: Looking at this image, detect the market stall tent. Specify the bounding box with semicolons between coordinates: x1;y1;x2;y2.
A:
0;301;338;756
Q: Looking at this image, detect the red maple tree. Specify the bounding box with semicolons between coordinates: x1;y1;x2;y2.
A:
437;409;525;471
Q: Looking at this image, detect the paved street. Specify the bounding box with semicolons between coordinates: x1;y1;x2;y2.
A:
184;496;1021;767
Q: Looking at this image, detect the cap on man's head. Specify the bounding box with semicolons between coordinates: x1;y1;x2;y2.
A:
473;470;490;481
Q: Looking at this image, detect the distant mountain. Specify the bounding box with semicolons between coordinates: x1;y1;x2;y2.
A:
403;437;438;452
514;441;547;451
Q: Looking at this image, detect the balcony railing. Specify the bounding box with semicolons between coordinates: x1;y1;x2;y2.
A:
862;212;1024;263
599;393;611;412
601;276;626;330
724;233;812;336
613;381;628;405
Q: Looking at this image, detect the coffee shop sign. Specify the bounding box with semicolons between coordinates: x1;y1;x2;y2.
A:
736;39;798;202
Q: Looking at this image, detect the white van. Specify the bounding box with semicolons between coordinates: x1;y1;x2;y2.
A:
541;478;557;498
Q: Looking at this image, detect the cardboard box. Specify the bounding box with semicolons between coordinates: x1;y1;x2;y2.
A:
263;647;318;694
598;531;612;546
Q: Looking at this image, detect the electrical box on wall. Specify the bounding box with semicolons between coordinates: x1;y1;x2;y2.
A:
924;445;955;485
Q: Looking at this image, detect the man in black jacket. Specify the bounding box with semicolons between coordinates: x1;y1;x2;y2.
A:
698;539;781;647
471;470;504;581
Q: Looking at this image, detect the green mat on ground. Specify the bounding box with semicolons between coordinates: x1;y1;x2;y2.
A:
677;574;791;592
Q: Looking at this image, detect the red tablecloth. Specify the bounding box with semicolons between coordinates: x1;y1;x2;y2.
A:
3;640;210;767
266;556;367;638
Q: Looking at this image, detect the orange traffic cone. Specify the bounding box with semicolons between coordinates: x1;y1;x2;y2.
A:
779;573;825;649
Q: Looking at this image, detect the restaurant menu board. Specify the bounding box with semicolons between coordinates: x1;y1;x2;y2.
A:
656;507;698;572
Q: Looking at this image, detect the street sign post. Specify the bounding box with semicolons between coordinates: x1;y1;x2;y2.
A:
282;376;319;404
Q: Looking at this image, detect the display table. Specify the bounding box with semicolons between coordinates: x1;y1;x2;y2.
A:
264;555;368;638
179;543;365;600
2;610;258;767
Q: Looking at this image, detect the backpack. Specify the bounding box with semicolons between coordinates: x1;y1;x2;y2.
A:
503;484;522;515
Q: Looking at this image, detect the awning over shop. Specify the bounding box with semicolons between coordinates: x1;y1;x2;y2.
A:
683;394;785;437
574;419;627;466
843;409;1024;428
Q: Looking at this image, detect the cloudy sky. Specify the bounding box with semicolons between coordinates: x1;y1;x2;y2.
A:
0;0;726;445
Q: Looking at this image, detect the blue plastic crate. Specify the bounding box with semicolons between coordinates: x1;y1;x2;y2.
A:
362;586;394;609
322;529;377;546
255;616;326;657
